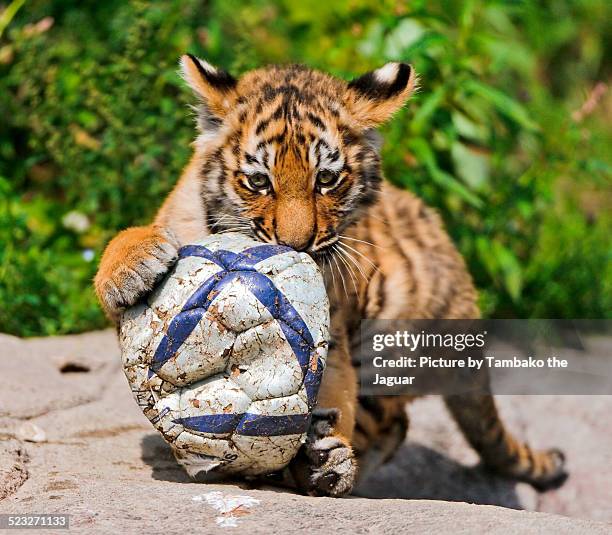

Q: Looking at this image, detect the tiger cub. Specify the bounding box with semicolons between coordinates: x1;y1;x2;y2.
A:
94;55;566;496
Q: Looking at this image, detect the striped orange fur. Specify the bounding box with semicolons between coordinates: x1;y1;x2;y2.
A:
94;56;566;496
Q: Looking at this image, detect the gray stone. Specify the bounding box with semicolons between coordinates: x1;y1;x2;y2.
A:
0;439;28;501
1;330;611;533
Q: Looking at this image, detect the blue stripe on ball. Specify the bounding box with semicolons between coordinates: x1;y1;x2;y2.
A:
151;244;324;438
178;243;293;271
151;270;315;378
174;413;243;434
174;413;311;436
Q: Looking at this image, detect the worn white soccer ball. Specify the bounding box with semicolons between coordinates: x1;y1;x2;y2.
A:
119;233;329;477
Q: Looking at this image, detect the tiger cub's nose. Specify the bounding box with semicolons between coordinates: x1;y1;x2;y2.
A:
275;198;316;251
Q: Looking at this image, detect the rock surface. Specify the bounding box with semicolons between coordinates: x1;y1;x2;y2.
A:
0;330;611;533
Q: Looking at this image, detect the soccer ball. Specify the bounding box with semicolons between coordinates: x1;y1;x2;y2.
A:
119;233;330;477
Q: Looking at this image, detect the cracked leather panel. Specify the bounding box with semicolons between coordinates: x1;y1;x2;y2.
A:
119;233;330;477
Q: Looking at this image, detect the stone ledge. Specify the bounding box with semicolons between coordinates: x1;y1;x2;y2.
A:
1;330;611;532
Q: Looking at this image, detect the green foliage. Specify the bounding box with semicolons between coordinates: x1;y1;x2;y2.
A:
1;0;610;336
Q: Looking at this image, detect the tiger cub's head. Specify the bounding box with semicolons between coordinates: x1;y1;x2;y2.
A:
180;55;416;253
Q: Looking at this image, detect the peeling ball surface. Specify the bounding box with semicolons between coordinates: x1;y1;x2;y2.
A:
119;233;329;477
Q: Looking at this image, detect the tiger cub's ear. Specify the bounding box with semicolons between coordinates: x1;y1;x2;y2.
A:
344;62;417;128
179;54;238;120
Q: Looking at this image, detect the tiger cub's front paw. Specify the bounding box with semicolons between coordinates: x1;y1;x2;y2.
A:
94;226;179;321
291;408;357;497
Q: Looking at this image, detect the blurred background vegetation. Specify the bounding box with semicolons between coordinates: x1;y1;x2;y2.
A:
1;0;610;336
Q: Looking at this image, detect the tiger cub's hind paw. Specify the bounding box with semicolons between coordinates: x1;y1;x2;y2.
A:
522;448;568;491
494;446;568;492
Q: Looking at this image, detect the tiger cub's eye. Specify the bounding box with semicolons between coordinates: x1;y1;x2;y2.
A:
316;169;339;188
247;172;270;190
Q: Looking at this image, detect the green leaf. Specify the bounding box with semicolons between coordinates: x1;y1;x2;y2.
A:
475;237;524;301
475;237;498;279
357;21;385;58
411;85;446;134
384;18;425;58
451;111;489;142
451;141;490;190
408;138;483;208
464;79;540;131
493;241;523;301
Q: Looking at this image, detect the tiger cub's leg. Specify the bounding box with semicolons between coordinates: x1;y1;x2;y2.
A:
445;393;567;490
353;396;411;483
290;324;359;497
